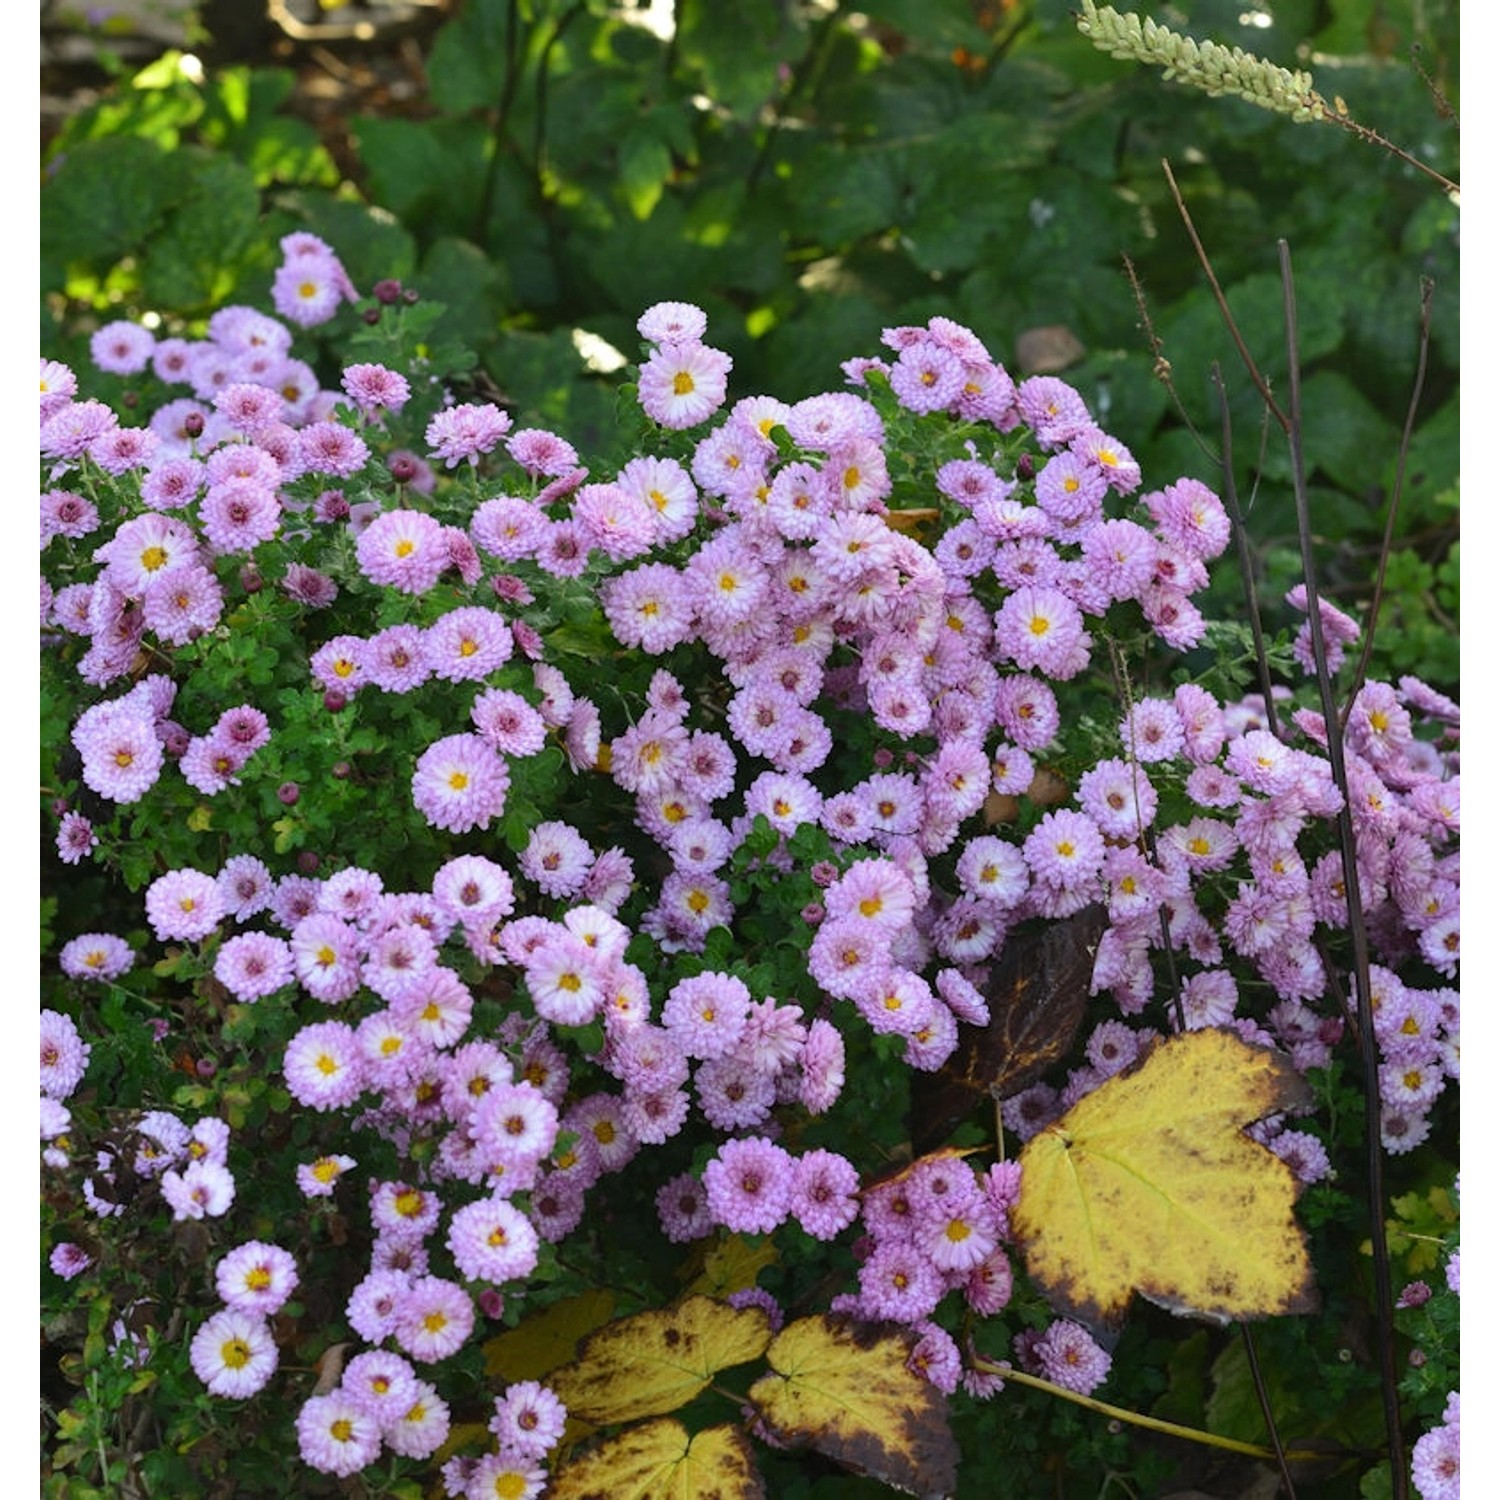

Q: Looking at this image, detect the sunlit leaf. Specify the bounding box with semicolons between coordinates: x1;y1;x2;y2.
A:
746;1314;958;1498
1013;1028;1319;1331
549;1296;772;1426
549;1419;764;1500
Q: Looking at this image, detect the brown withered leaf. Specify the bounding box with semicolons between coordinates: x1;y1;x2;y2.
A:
1015;323;1086;374
910;904;1107;1155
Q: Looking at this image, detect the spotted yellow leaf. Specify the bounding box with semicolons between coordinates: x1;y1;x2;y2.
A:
548;1418;763;1500
549;1296;772;1426
1013;1027;1319;1331
746;1314;958;1498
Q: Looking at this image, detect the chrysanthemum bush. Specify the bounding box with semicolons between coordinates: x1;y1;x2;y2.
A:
41;237;1458;1498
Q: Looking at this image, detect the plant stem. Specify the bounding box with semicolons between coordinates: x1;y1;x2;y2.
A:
976;1361;1330;1464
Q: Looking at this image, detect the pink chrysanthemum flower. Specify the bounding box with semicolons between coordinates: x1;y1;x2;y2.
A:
703;1136;794;1235
40;358;78;420
489;1380;568;1459
858;1239;944;1322
1120;697;1186;764
295;1390;382;1477
889;339;965;413
522;933;606;1027
394;1276;474;1364
412;734;510;834
59;928;135;984
601;562;697;653
616;454;699;542
1023;810;1106;892
1033;1319;1112;1394
214;931;294;1001
661;972;752;1061
88;425;158;475
447;1195;541;1284
190;1309;278;1399
383;1378;450;1460
356;508;449;594
638;300;708;343
638;340;733;430
789;1148;861;1241
656;1171;714;1242
145;868;225;942
517;821;595;899
41;1011;91;1098
283;1021;365;1111
994;674;1060;751
90;319;155;375
361;623;429;694
423;606;514;684
426;401;512;468
42;398;118;460
341;362;411;416
216;1240;299;1316
162;1159;237;1220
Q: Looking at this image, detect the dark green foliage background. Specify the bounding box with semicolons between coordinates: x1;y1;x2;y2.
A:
43;0;1458;696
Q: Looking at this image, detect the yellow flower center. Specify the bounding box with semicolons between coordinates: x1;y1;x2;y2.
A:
220;1337;253;1370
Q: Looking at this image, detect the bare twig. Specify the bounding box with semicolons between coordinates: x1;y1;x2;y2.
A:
1211;363;1282;741
1276;241;1407;1500
1341;277;1436;723
1241;1324;1297;1499
1161;161;1289;434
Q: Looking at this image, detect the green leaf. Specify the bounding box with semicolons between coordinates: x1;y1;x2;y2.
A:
41;136;183;284
619;129;673;221
141;149;262;312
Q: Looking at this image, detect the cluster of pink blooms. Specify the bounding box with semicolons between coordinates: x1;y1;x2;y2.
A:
42;277;1460;1481
438;1379;567;1500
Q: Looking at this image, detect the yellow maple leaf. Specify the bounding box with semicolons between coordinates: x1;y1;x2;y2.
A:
548;1418;764;1500
482;1288;616;1382
746;1314;958;1498
682;1234;779;1300
1012;1027;1319;1330
549;1296;772;1426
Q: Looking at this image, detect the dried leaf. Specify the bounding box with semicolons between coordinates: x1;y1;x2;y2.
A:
549;1418;764;1500
910;905;1107;1154
746;1314;958;1499
1013;1028;1319;1332
549;1296;772;1426
312;1341;349;1395
482;1288;616;1382
1014;324;1086;374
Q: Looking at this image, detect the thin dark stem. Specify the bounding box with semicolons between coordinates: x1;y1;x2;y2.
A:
1211;362;1281;741
1240;1325;1297;1499
1276;240;1407;1500
533;2;589;197
1341;277;1435;725
1163;161;1288;434
747;4;842;196
474;0;525;249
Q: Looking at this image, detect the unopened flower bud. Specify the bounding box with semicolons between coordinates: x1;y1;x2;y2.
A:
277;781;300;806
